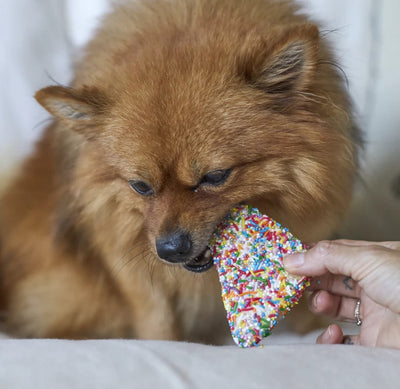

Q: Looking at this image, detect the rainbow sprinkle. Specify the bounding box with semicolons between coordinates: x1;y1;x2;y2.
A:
210;205;310;348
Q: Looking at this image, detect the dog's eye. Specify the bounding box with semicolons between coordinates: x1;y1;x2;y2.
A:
200;169;232;187
129;180;154;196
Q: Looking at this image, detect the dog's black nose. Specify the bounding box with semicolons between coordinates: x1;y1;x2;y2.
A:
156;230;192;263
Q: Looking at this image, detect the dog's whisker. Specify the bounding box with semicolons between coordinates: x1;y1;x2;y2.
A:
114;245;141;267
127;248;154;273
124;252;146;273
144;252;154;287
120;251;150;281
110;248;140;276
111;245;152;277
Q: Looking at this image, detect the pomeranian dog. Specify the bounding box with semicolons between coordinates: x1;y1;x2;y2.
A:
0;0;360;342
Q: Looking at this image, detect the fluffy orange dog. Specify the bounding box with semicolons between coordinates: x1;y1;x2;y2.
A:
0;0;360;341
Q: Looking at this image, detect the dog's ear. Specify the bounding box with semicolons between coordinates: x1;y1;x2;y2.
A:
35;86;109;137
242;24;319;102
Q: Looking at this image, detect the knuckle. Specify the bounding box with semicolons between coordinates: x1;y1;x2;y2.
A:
334;239;353;245
383;241;400;251
314;240;334;258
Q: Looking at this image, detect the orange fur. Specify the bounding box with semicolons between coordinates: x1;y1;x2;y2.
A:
0;0;360;341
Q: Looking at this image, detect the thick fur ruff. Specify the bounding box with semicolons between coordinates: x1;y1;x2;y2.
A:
0;0;360;341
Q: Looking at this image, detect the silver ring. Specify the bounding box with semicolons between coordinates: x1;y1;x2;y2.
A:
354;299;362;326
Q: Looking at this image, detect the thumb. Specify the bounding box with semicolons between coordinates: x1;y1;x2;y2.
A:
283;240;366;277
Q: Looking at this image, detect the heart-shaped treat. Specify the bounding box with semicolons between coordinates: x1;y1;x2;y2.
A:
210;205;310;348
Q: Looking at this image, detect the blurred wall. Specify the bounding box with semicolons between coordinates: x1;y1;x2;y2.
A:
0;0;399;239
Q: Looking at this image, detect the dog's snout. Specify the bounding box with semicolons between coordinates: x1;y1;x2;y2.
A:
156;230;192;263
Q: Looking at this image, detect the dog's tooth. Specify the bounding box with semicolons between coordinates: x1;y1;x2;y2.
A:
204;248;212;260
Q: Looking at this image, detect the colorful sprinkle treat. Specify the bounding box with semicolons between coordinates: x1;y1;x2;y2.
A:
210;205;310;348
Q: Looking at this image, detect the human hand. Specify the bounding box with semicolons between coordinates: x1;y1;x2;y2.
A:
283;240;400;349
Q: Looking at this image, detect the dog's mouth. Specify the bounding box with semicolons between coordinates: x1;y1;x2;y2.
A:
183;248;214;273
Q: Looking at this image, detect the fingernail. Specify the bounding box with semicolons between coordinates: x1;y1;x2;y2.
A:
322;326;333;342
283;253;305;270
312;291;322;310
317;327;330;344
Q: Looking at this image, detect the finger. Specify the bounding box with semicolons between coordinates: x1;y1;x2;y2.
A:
309;274;362;298
316;324;343;344
332;239;400;251
283;240;391;279
342;335;360;345
309;290;361;323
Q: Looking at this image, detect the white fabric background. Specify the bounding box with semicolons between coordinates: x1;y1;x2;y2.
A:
0;338;399;389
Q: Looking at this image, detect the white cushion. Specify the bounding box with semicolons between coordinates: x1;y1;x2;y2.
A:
0;337;399;389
